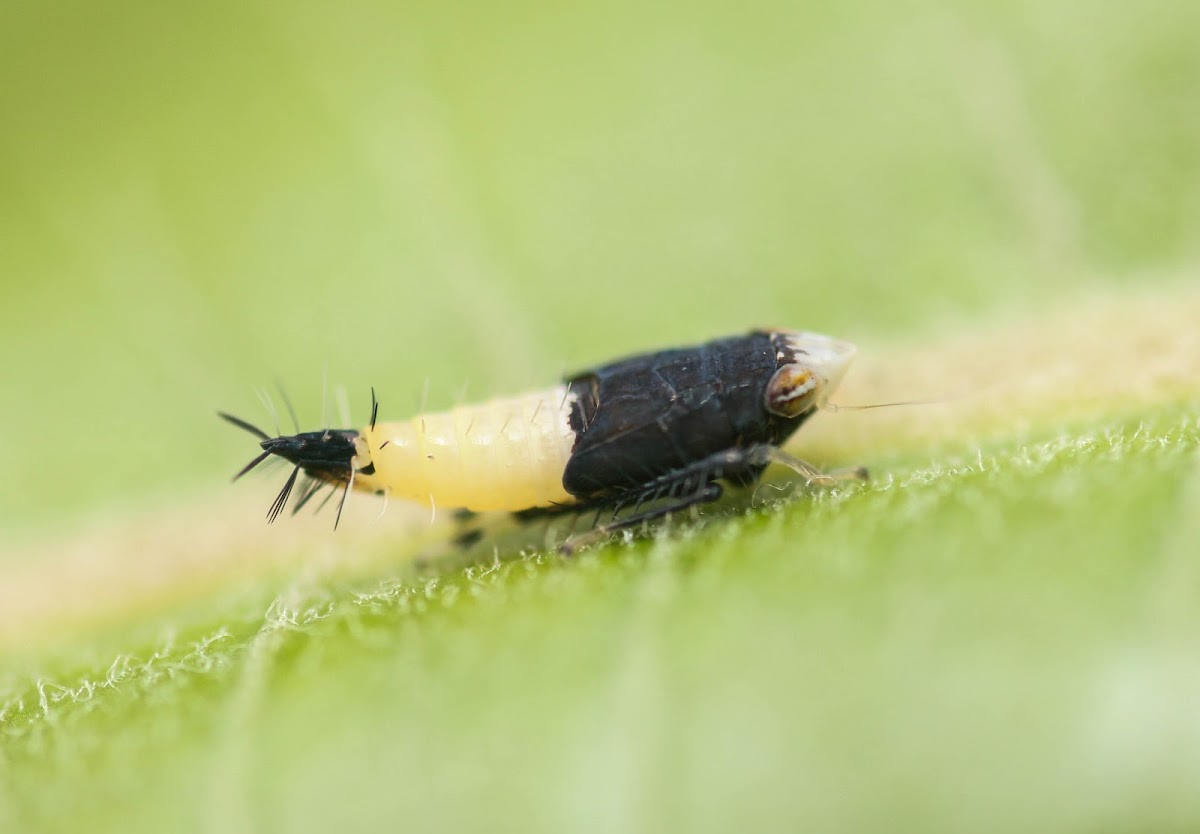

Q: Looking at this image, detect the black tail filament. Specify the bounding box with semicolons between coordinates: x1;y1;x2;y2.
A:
218;412;360;529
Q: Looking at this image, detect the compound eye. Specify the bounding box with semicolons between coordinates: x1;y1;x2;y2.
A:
765;363;821;417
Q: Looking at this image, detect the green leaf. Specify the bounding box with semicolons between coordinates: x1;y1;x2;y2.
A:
3;1;1200;831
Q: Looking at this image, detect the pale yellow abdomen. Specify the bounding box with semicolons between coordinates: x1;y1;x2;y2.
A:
352;385;577;511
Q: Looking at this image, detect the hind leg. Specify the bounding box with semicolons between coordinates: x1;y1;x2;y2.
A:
509;445;866;554
557;445;777;554
559;482;723;554
557;444;869;554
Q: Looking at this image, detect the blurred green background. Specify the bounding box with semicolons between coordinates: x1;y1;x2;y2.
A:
2;1;1199;831
4;0;1198;534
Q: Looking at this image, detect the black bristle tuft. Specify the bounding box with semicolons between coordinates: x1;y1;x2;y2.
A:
232;450;272;482
267;467;300;523
291;477;323;515
218;412;271;442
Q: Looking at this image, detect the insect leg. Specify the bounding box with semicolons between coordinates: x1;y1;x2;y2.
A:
451;507;486;551
512;499;604;523
558;446;751;553
757;447;869;487
560;482;723;555
452;527;485;549
557;444;868;554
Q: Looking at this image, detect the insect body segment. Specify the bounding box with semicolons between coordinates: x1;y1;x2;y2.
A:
353;386;577;511
222;329;860;548
559;331;853;498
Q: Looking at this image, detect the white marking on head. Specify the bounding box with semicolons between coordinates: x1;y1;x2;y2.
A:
784;332;857;404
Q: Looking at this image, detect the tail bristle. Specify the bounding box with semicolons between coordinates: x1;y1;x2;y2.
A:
218;412;271;441
267;466;300;523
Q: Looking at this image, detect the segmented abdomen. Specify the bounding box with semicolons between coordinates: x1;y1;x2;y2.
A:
355;385;577;511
